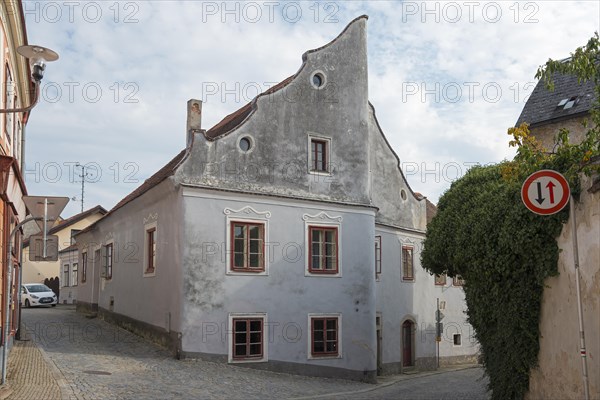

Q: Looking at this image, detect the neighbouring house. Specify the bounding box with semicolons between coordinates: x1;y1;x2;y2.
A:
22;205;107;286
516;70;599;399
75;16;478;381
0;0;36;364
58;244;78;304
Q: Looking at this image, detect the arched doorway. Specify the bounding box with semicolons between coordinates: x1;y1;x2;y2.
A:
402;320;414;367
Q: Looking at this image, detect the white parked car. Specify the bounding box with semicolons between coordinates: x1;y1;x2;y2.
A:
21;284;57;308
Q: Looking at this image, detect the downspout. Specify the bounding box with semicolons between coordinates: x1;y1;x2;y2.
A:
20;113;27;173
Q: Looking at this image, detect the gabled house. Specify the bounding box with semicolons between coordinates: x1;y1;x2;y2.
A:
516;71;599;399
75;16;478;381
22;205;107;285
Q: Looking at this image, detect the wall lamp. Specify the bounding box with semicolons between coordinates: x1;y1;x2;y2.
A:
0;45;59;114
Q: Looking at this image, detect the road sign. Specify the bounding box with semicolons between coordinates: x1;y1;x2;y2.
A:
521;170;570;215
436;310;445;321
23;196;69;233
28;234;59;261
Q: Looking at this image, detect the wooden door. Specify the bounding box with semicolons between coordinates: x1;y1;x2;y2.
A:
402;320;413;367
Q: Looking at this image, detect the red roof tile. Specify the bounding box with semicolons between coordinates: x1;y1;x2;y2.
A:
108;149;187;216
205;75;294;139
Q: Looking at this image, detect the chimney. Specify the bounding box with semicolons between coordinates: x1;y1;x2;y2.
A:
186;99;202;147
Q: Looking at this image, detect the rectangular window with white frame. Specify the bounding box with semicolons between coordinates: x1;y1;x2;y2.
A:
144;221;157;276
81;252;87;284
308;226;338;275
307;133;332;174
62;264;69;287
304;213;342;277
308;313;342;359
228;313;267;363
375;235;382;280
402;246;414;281
104;243;113;280
453;333;462;346
453;275;465;286
226;216;269;275
435;273;446;286
72;263;78;286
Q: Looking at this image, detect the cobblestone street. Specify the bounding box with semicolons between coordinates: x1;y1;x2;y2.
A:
13;306;489;399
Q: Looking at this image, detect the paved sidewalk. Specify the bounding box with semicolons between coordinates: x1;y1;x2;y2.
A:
1;330;68;400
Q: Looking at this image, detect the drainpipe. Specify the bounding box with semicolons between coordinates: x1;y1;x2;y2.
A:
570;196;590;400
20;116;26;173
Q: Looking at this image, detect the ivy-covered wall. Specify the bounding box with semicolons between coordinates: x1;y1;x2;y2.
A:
421;163;568;400
422;33;600;400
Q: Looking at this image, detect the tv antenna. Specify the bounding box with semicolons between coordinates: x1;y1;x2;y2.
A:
74;163;90;213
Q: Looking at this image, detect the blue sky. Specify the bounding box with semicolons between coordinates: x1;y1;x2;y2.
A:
21;0;600;218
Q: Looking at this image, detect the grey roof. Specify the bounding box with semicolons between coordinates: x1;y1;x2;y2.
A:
516;72;596;127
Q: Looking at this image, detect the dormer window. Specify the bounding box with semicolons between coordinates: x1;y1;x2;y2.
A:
557;96;579;110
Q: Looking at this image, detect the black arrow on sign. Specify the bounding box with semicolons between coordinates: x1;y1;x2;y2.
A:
535;182;545;205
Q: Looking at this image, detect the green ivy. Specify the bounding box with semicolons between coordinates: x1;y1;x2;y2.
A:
422;33;599;400
422;163;567;400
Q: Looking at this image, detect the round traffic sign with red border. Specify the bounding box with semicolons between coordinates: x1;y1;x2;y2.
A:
521;170;570;215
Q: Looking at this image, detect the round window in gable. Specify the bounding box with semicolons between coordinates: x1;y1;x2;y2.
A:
310;71;326;89
239;137;252;152
400;189;407;201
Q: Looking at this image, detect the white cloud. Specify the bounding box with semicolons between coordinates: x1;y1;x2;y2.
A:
21;0;600;216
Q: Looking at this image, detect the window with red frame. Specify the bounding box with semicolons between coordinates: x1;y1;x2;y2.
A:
231;222;264;272
453;275;465;286
146;227;156;274
402;246;414;281
311;317;339;356
375;236;382;279
309;226;338;274
435;273;446;286
232;318;263;359
311;139;328;172
81;252;87;283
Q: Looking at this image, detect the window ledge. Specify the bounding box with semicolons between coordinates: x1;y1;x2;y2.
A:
226;270;268;276
309;170;333;177
305;272;342;278
229;357;268;364
308;354;342;360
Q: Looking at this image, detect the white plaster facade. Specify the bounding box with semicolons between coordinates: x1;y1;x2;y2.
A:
75;16;478;381
58;245;78;304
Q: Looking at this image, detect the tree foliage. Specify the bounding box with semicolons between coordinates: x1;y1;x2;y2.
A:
422;33;599;400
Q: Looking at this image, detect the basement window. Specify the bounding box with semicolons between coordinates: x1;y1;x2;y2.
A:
454;333;462;346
